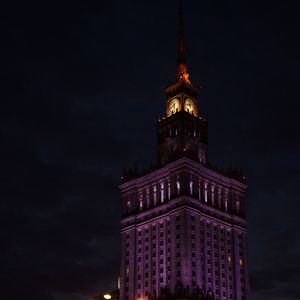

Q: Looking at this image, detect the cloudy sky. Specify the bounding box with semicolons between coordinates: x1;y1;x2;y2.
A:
2;0;300;299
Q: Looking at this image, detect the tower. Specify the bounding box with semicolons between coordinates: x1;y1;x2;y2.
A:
119;2;249;300
157;0;207;166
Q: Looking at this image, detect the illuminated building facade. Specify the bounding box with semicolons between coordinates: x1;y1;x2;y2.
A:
119;2;249;300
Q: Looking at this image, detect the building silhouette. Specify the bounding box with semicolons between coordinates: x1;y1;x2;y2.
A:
119;1;249;299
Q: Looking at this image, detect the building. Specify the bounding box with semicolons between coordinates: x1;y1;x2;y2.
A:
119;2;249;300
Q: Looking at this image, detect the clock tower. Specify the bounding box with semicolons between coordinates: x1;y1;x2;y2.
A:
157;1;207;165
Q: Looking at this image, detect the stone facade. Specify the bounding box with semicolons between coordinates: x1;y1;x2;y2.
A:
119;159;249;300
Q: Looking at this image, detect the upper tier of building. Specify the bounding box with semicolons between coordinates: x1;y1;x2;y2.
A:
120;157;247;224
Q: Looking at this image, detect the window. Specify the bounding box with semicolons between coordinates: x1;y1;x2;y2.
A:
146;188;150;208
189;180;194;195
126;201;131;212
153;186;157;205
236;201;240;213
160;182;164;203
139;200;143;211
204;182;208;202
198;180;202;200
176;179;181;195
211;185;215;205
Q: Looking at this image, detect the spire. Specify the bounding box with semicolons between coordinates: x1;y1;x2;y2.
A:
178;0;186;66
177;0;191;85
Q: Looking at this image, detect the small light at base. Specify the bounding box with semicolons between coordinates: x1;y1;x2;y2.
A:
103;294;112;299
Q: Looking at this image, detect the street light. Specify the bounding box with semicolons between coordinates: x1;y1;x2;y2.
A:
103;294;112;300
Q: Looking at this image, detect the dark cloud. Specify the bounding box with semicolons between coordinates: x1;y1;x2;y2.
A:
1;0;300;299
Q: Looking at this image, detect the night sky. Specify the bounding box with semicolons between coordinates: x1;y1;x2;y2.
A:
2;1;300;299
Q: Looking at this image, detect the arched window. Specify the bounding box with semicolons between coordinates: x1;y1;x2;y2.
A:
198;179;202;200
176;179;181;195
153;186;157;205
146;188;150;208
225;200;228;212
189;180;194;195
139;199;143;211
211;185;215;205
199;150;206;163
224;190;229;212
139;192;143;211
218;187;222;208
204;182;208;203
127;201;131;213
167;181;171;200
160;182;164;203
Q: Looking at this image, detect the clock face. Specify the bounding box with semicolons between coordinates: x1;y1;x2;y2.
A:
168;98;180;115
184;98;196;114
